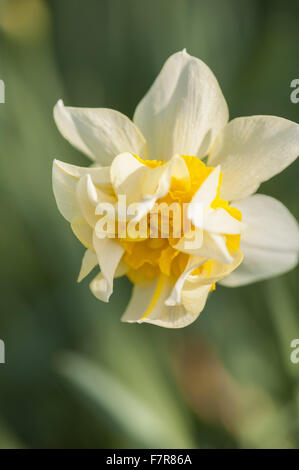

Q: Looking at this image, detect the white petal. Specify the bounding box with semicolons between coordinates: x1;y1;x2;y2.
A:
165;248;242;308
110;152;146;204
54;100;148;164
203;208;244;234
208;116;299;201
188;166;221;222
53;159;111;188
89;273;108;301
145;305;205;329
76;175;99;227
174;230;233;264
187;166;243;235
122;252;243;328
52;159;82;223
221;194;299;286
71;222;93;250
76;174;116;229
196;232;234;264
87;259;127;292
181;283;212;316
121;276;170;323
188;250;243;288
122;251;243;328
134;50;228;160
122;277;202;328
142;154;189;198
52;159;113;224
91;233;124;301
221;246;298;287
165;257;206;306
77;249;98;282
134;154;189;221
110;152;189;221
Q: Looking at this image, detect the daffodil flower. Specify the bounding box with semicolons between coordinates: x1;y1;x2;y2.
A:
52;50;299;328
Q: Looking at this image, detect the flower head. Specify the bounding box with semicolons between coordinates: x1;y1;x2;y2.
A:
52;50;299;328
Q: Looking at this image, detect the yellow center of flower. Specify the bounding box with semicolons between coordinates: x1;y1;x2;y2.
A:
119;155;241;286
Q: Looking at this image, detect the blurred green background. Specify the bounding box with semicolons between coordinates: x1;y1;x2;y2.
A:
0;0;298;449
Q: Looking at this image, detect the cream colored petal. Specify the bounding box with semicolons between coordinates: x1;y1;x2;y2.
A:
91;233;124;301
121;277;170;323
170;249;242;297
221;245;298;287
142;304;201;329
53;159;111;189
194;232;234;264
52;159;113;224
77;249;98;282
165;248;241;309
196;250;243;286
76;175;99;227
88;260;127;298
111;152;189;221
143;252;242;327
134;50;228;160
181;283;212;316
110;152;146;204
121;251;240;328
134;154;189;221
203;208;244;234
52;159;82;223
121;277;202;328
143;154;189;195
54;100;148;164
221;194;299;286
188;166;221;219
165;257;207;306
208;116;299;201
175;229;234;264
122;250;243;329
71;222;93;250
90;272;109;302
187;165;243;234
76;173;116;229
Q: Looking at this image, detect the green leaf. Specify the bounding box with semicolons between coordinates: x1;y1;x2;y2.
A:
57;351;195;448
